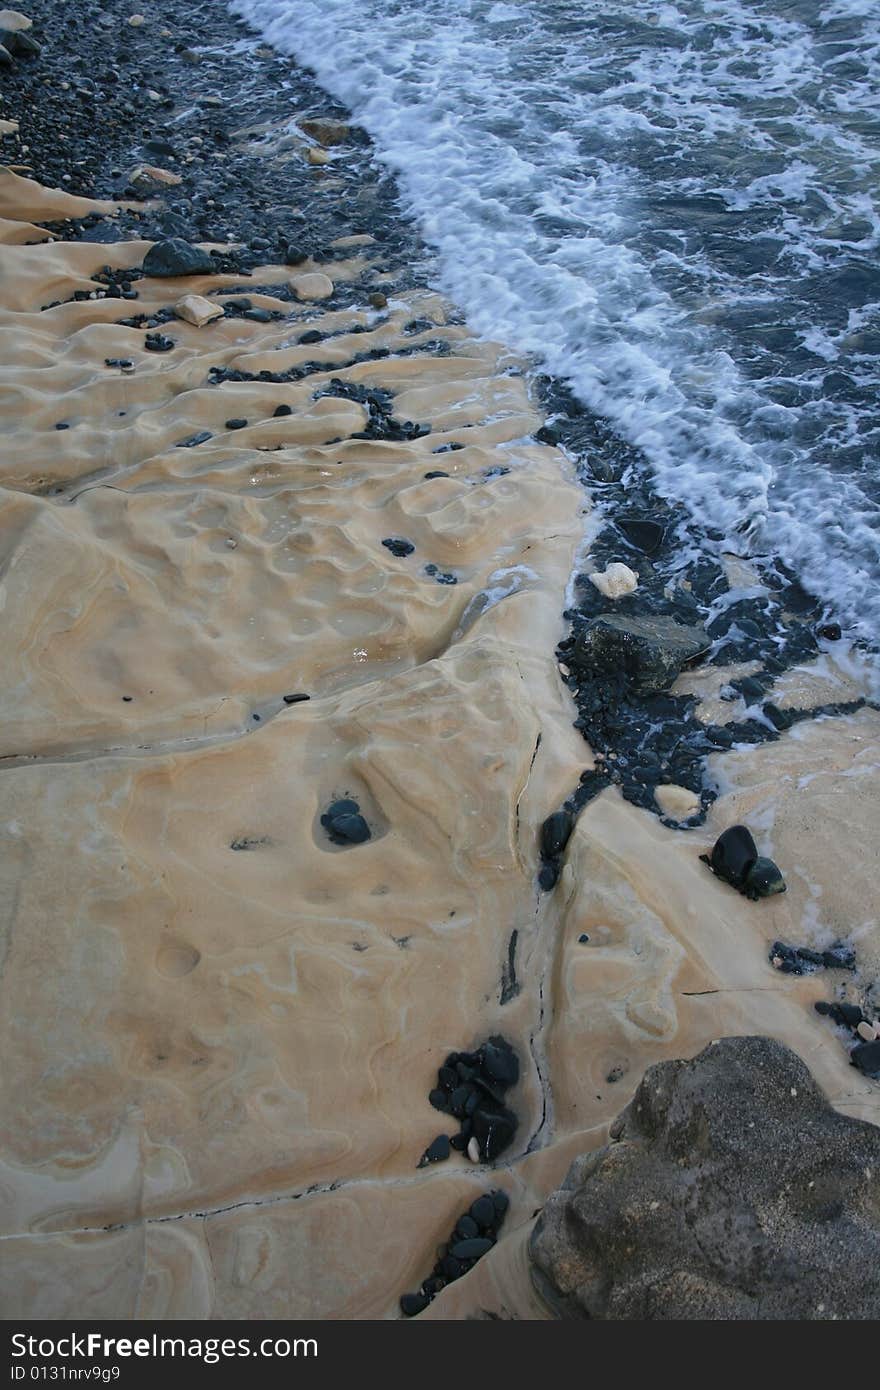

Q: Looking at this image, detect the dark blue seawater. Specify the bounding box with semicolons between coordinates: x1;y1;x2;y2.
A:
233;0;880;643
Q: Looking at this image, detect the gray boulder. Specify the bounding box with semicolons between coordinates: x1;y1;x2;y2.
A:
569;613;710;692
530;1036;880;1319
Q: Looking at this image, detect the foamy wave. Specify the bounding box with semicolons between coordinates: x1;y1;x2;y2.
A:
231;0;880;641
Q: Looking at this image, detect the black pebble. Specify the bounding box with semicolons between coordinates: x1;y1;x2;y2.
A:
225;418;248;430
700;824;757;892
382;537;415;558
450;1237;493;1260
815;1001;866;1029
273;404;292;416
851;1040;880;1077
538;861;559;891
455;1215;479;1240
419;1134;451;1168
282;693;310;704
399;1292;428;1318
617;514;665;555
429;1089;450;1113
176;430;212;448
492;1189;509;1217
540;809;573;860
482;1038;519;1088
55;422;69;430
424;470;450;480
299;329;322;344
817;621;842;641
470;1195;496;1228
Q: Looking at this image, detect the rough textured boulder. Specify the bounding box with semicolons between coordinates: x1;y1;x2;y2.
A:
570;613;709;692
530;1036;880;1319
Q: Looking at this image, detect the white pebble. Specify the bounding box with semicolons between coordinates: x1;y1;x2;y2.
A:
857;1021;878;1043
588;562;638;600
467;1136;480;1164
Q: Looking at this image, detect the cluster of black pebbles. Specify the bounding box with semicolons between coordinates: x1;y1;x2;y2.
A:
425;1037;519;1164
814;1000;880;1078
320;798;371;847
399;1188;509;1317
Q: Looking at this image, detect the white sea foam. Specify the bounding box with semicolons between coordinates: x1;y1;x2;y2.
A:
232;0;880;641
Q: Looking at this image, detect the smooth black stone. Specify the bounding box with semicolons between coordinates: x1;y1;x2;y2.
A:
144;332;175;352
285;247;309;266
438;1066;457;1090
449;1085;473;1117
738;676;766;700
440;1255;463;1280
578;933;590;944
481;1037;519;1089
244;308;273;323
491;1189;510;1216
105;357;133;369
465;1090;480;1116
399;1292;428;1317
470;1195;496;1229
449;1237;493;1261
432;441;464;453
535;424;561;446
176;431;212;447
455;1062;475;1081
796;948;825;967
55;422;69;430
142;238;216;277
700;824;757;892
273;404;292;416
382;537;415;558
323;798;360;820
299;329;322;344
282;693;310;704
326;813;371;845
763;702;795;732
771;942;807;975
850;1040;880;1077
424;470;450;479
823;945;856;971
617;515;665;555
225;418;248;430
472;1103;518;1162
449;1133;470;1152
419;1134;451;1167
455;1215;479;1240
540;809;573;860
429;1088;450;1113
817;622;842;641
226;298;253;311
815;1001;866;1029
422;1276;446;1298
538;861;559;892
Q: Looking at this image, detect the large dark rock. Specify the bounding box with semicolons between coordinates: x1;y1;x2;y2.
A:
530;1036;880;1319
142;239;218;277
569;614;710;693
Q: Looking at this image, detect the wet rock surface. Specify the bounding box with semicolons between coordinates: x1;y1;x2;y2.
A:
541;375;874;827
530;1036;880;1319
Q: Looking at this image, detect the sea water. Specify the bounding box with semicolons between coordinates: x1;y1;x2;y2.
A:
232;0;880;641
